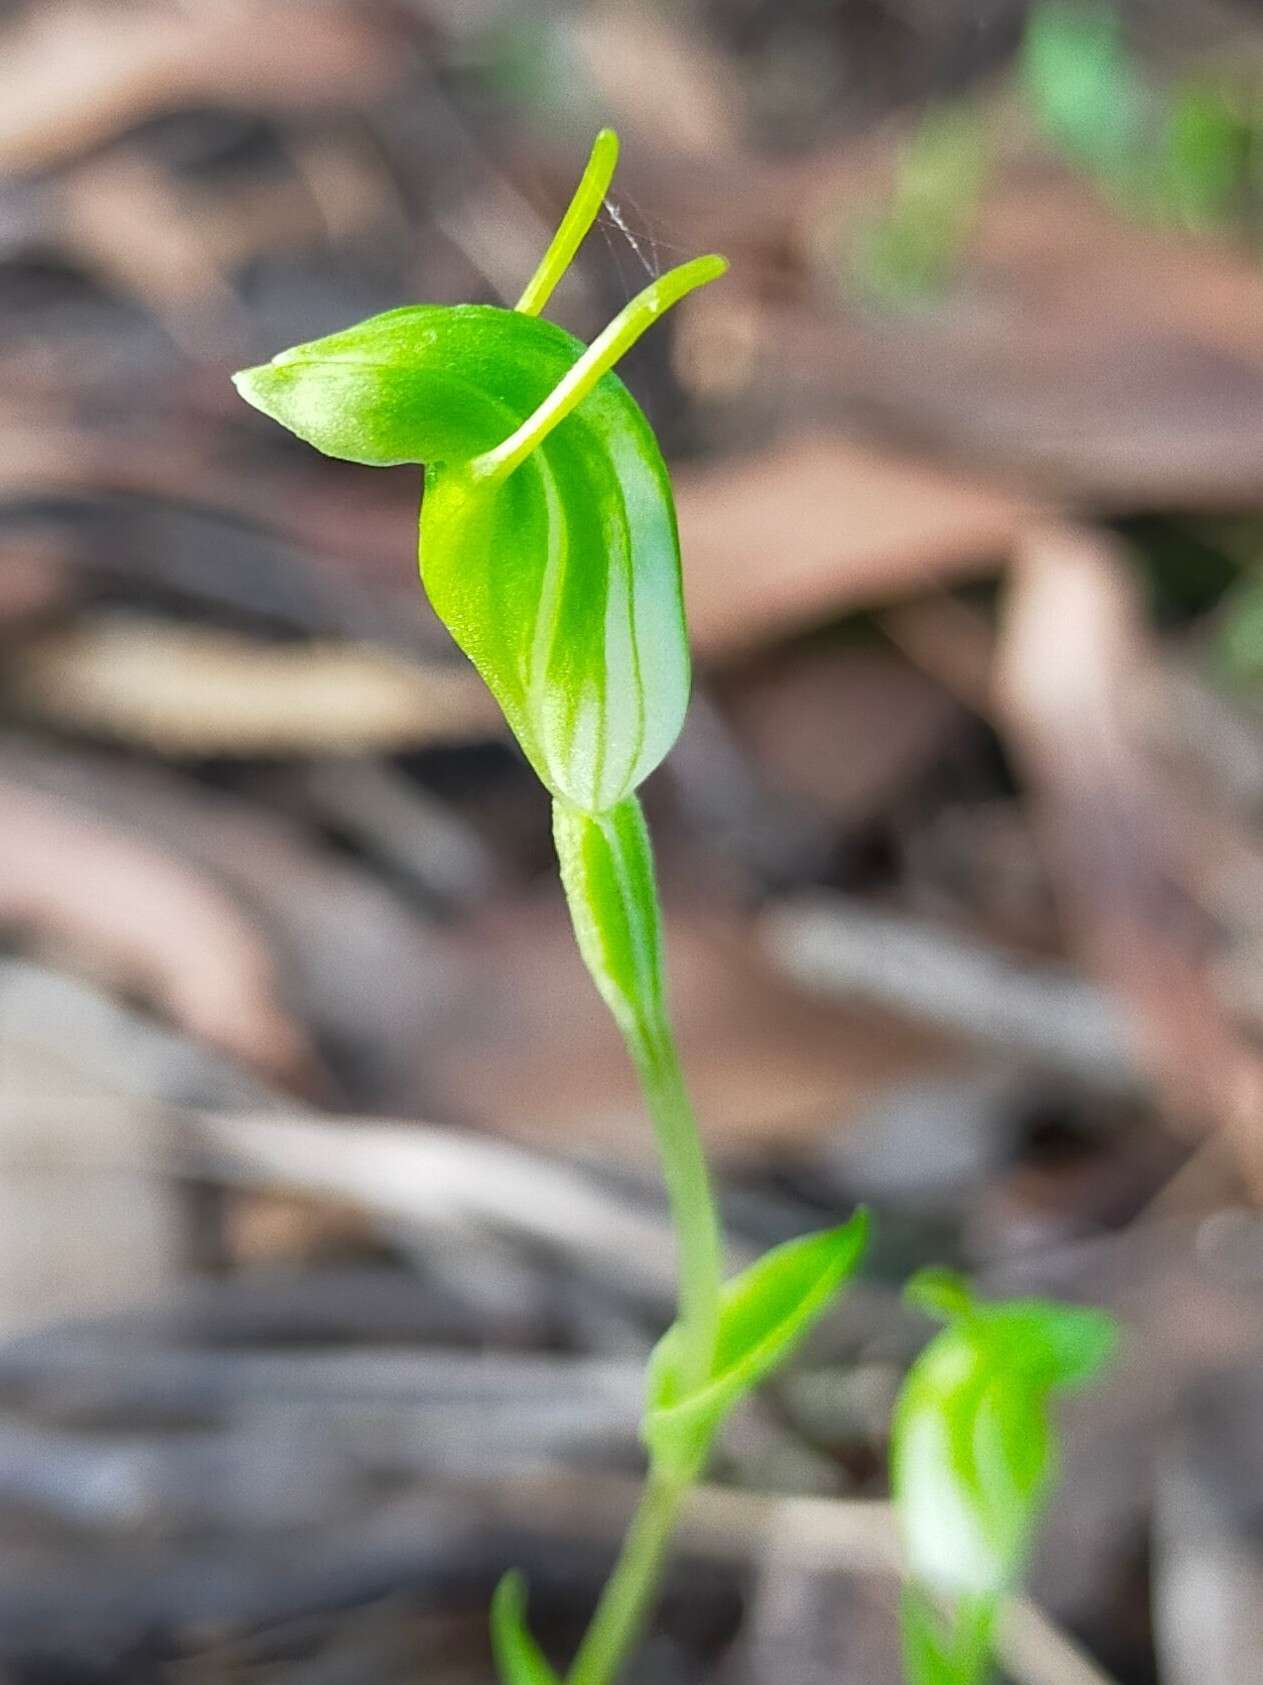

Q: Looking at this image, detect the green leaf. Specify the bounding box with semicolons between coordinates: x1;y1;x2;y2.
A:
854;105;989;304
901;1587;996;1685
234;305;520;467
1214;570;1263;686
643;1211;870;1478
904;1267;975;1322
901;1586;961;1685
978;1300;1118;1390
1021;1;1147;176
892;1287;1116;1604
491;1572;561;1685
1163;82;1249;228
235;303;691;811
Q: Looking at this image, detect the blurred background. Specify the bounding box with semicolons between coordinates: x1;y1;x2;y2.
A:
5;0;1263;1680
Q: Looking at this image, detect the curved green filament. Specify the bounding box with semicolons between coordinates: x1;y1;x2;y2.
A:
472;255;728;486
516;128;621;318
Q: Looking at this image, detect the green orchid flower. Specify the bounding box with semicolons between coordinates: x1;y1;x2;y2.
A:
892;1269;1117;1685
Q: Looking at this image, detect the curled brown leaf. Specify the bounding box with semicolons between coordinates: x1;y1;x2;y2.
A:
0;778;310;1085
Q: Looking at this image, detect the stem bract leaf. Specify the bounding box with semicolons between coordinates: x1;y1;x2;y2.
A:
491;1572;562;1685
643;1211;870;1478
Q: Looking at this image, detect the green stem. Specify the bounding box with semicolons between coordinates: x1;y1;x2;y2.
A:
547;797;723;1685
551;793;724;1685
566;1472;687;1685
553;795;723;1393
626;1011;723;1397
516;129;620;318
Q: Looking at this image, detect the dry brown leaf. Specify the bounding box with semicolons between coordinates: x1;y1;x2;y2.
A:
0;2;403;174
566;129;1263;506
677;434;1031;659
877;596;996;715
9;616;501;755
0;415;414;597
430;893;958;1162
720;644;964;827
0;779;308;1083
58;152;239;336
58;138;397;323
0;740;464;1115
995;523;1263;1185
807;157;1263;504
571;2;745;159
58;156;296;317
0;537;74;633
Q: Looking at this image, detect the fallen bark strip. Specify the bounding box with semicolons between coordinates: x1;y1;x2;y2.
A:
762;893;1134;1088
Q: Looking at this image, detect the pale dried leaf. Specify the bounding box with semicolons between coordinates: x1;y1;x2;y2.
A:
0;1100;179;1336
10;617;501;755
59;138;396;322
572;2;744;158
677;434;1030;659
0;1;402;173
0;740;463;1113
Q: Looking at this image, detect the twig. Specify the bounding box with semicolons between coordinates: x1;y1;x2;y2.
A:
0;1330;642;1414
762;893;1134;1087
998;1597;1121;1685
192;1110;680;1299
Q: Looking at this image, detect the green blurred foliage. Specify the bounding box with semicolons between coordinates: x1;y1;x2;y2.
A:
853;106;989;303
1021;0;1147;177
1163;82;1254;230
892;1272;1117;1685
858;1;1263;304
